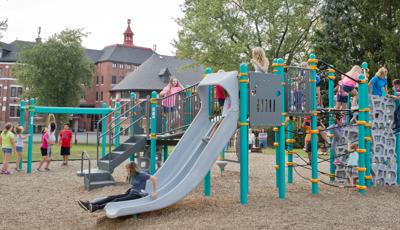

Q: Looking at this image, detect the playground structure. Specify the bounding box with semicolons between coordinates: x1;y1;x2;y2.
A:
18;100;113;173
16;53;400;218
78;53;400;216
269;54;400;199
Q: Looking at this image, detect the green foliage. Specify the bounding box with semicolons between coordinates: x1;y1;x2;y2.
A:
0;19;7;39
14;29;94;107
174;0;321;71
314;0;400;83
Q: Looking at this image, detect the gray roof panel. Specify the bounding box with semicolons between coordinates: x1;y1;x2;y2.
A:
111;54;203;91
97;44;153;64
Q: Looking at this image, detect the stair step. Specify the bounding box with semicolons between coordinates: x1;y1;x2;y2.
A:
90;180;115;186
112;151;125;154
87;180;116;190
123;142;137;146
77;169;109;177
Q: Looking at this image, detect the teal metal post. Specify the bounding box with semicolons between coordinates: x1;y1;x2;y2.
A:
362;62;372;187
272;58;280;188
273;127;279;188
19;100;26;170
115;101;121;147
26;99;35;173
308;54;319;195
149;91;158;175
397;132;400;185
287;118;294;184
239;63;249;204
346;95;351;123
328;67;336;181
101;102;107;158
204;67;212;197
357;63;368;195
163;145;168;162
130;92;136;162
130;92;136;136
276;58;286;199
394;87;400;185
185;89;192;125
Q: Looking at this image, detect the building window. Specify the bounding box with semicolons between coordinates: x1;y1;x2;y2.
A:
101;76;104;84
119;64;124;69
96;76;99;85
100;92;103;101
9;105;20;117
18;87;23;97
126;65;131;69
11;87;17;97
0;68;3;76
112;76;117;84
0;86;2;96
112;63;117;68
96;92;99;101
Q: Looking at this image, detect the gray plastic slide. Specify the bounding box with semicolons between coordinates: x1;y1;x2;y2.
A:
104;71;239;218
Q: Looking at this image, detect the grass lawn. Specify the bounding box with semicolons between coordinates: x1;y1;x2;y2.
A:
1;142;318;164
0;143;102;163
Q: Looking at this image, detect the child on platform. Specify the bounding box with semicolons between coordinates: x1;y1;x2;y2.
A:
369;67;388;96
389;79;400;132
251;47;269;73
337;65;362;109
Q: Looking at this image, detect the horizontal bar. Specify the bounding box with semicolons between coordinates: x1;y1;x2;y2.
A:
33;106;113;115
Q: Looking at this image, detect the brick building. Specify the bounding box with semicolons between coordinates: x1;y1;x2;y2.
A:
0;40;33;126
80;19;154;131
0;20;154;130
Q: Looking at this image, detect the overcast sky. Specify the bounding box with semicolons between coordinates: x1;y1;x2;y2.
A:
1;0;184;55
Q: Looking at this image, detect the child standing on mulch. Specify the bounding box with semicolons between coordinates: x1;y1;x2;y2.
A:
15;126;28;172
59;124;73;166
346;143;359;187
0;123;16;175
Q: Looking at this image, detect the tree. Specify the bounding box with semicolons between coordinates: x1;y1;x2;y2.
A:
174;0;321;71
314;0;400;83
14;29;94;107
0;19;7;39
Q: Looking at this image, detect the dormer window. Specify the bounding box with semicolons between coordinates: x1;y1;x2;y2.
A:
158;68;171;83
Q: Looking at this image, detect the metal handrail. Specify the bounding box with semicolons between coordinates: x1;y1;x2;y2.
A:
112;115;145;139
97;100;130;126
80;150;91;180
99;100;147;139
318;59;360;83
156;83;199;103
107;115;145;155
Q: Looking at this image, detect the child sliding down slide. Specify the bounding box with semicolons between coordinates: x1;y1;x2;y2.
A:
78;162;157;213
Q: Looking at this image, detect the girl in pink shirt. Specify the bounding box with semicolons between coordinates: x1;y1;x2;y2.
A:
337;65;362;109
160;77;183;131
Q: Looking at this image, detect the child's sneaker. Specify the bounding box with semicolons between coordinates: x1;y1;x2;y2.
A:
78;200;90;211
2;170;11;175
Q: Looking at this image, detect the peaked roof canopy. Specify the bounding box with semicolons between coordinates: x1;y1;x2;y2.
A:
111;54;203;91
